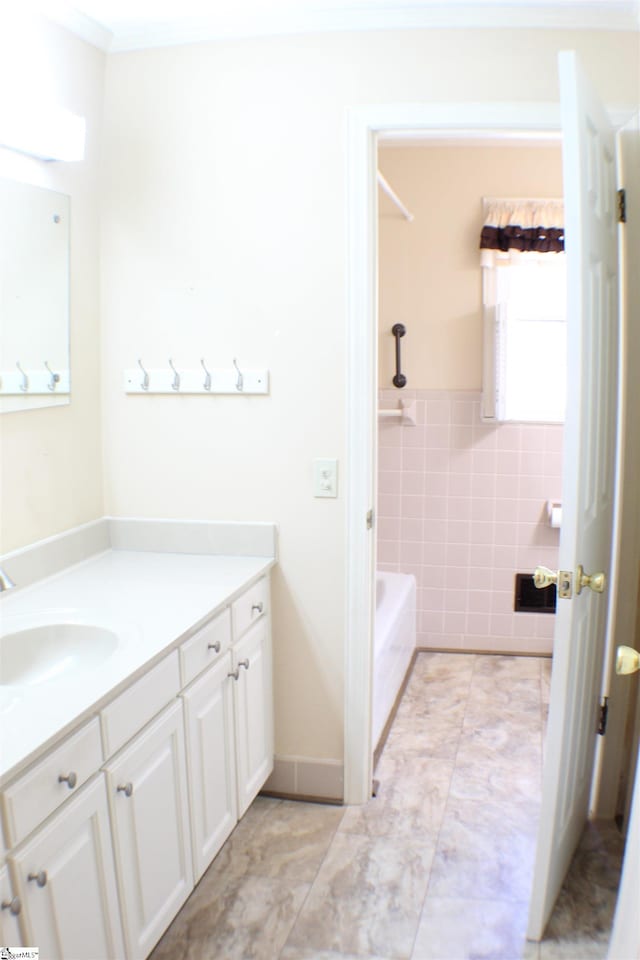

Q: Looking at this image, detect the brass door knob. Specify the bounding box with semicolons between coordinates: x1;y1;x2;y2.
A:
533;566;557;589
616;646;640;675
533;566;573;598
576;565;606;595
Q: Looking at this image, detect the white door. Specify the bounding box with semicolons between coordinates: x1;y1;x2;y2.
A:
182;653;238;881
106;700;193;959
11;777;125;960
527;50;619;940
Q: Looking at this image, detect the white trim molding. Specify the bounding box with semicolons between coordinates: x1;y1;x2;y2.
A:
39;2;640;52
344;100;564;805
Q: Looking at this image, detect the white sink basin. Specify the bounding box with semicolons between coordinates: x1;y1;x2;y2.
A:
0;623;119;687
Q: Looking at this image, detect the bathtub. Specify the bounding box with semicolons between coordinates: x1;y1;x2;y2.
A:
373;570;416;749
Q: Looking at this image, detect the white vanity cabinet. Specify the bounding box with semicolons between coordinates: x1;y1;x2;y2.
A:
9;775;124;960
105;699;193;960
0;567;274;960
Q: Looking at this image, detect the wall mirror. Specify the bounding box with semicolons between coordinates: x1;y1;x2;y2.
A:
0;178;70;413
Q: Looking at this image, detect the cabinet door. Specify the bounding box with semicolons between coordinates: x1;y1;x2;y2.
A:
9;776;124;960
0;863;23;948
233;617;274;817
105;699;193;960
182;653;238;882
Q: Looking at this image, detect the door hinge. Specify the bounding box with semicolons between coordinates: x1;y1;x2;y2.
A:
366;508;375;530
598;696;609;736
617;189;626;224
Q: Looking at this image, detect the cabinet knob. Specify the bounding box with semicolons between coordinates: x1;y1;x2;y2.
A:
228;668;240;681
1;896;21;915
28;871;47;888
58;771;77;789
207;641;221;653
251;602;264;615
117;782;134;798
238;658;250;671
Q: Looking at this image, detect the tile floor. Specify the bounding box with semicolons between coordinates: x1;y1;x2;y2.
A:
150;653;625;960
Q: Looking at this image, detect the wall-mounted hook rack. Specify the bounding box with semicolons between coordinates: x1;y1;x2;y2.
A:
0;363;70;396
123;360;269;395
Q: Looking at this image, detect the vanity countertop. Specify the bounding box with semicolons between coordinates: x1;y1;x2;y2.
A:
0;548;274;785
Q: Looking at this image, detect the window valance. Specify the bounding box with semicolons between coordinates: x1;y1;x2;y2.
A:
480;198;564;257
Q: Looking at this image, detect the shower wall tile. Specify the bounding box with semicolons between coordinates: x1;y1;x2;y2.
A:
377;389;562;655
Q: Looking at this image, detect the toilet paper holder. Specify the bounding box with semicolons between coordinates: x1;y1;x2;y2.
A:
547;500;562;528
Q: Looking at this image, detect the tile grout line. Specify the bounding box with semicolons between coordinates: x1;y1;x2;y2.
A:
276;803;348;959
407;652;478;960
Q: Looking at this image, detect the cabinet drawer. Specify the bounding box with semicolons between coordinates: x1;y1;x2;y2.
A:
232;577;268;640
2;718;102;847
101;651;180;758
180;609;231;687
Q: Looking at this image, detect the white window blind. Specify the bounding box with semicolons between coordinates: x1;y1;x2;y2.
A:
495;255;566;422
482;253;567;424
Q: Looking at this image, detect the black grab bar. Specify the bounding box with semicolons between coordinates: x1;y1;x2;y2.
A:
392;323;407;388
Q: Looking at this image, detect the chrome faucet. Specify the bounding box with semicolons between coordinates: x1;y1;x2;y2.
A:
0;567;16;591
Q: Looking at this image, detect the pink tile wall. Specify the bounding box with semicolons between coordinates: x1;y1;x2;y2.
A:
377;389;563;655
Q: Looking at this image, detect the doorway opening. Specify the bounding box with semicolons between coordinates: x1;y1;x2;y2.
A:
372;134;567;794
344;102;568;807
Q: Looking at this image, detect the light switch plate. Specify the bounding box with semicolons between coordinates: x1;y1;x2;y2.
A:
313;458;338;498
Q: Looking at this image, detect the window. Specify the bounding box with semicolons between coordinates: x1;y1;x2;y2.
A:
480;199;566;423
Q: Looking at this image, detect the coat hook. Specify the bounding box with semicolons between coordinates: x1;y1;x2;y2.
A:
233;358;244;392
44;361;60;392
137;358;149;391
16;361;28;393
200;358;212;391
168;358;180;391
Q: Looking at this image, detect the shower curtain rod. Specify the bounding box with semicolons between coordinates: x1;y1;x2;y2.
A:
377;171;414;222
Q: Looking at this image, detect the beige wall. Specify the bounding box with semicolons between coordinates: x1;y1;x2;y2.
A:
97;29;637;769
0;16;106;552
378;144;564;390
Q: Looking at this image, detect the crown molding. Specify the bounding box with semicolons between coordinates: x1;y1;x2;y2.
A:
36;1;113;50
42;2;640;53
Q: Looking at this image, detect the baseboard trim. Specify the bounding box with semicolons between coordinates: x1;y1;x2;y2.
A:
262;755;344;802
